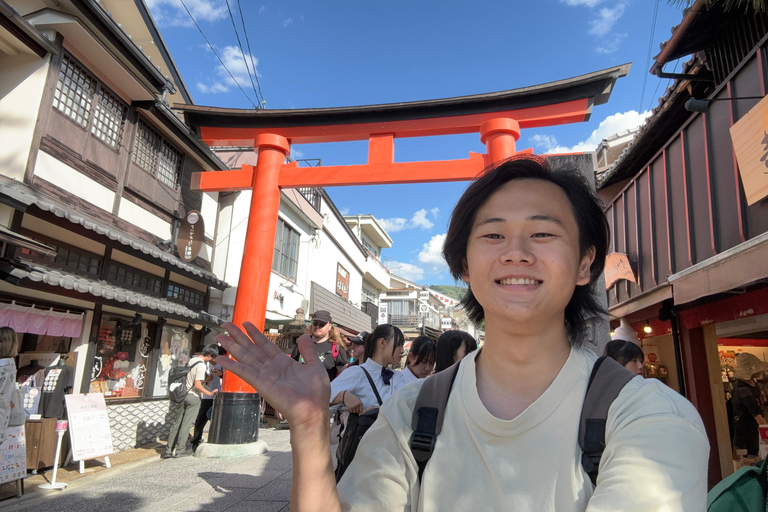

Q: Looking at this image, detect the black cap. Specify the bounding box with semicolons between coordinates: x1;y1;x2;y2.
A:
348;331;368;345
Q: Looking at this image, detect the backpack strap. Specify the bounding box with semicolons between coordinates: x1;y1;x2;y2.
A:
579;356;636;486
360;367;383;406
409;362;461;482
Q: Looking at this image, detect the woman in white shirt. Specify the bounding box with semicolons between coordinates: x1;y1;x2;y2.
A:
328;324;405;413
401;336;436;384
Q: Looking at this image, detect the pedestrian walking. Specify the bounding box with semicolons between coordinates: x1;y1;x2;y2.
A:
191;345;226;452
216;156;708;511
163;344;218;459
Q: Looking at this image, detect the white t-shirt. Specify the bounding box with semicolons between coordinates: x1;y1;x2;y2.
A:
185;357;207;398
401;366;418;384
330;359;406;410
337;347;708;512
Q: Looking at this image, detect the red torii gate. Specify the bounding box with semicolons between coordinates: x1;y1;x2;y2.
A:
180;64;629;400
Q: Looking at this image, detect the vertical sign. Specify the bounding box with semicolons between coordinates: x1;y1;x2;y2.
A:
336;263;349;299
378;303;389;325
730;95;768;205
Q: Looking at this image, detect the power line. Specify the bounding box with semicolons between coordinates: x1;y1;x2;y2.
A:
640;0;661;112
647;58;681;112
236;0;265;107
224;0;262;107
177;0;257;108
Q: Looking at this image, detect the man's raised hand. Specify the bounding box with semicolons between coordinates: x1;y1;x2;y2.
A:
215;322;330;429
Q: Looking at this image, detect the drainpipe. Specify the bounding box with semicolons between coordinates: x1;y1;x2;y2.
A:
660;299;687;397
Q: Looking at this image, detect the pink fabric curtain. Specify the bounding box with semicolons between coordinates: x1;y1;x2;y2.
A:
0;303;12;328
0;304;84;338
9;304;30;332
27;309;51;335
62;313;84;338
46;311;67;337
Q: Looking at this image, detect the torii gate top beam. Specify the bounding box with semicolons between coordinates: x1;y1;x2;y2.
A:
176;64;630;146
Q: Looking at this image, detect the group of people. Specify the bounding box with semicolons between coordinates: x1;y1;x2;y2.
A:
216;156;710;511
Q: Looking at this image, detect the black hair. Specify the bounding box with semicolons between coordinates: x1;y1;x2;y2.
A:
435;330;477;373
442;156;609;345
201;344;220;358
217;345;228;356
604;339;644;367
363;324;405;362
406;336;437;368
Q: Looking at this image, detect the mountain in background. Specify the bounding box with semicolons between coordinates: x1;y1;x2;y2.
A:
428;284;467;301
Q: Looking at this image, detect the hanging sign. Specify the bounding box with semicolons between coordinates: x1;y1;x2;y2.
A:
177;210;205;262
604;252;636;289
377;303;388;325
64;393;114;461
336;263;349;299
730;95;768;205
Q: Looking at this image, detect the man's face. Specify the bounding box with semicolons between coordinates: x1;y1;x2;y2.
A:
310;319;332;340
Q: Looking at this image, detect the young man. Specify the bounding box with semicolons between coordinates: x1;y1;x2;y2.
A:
216;157;708;511
163;344;218;459
190;345;226;452
291;310;348;381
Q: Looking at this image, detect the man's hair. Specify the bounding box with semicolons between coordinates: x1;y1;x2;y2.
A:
201;344;220;358
604;339;644;367
442;156;609;345
407;336;437;368
0;327;17;358
363;324;405;362
435;330;477;373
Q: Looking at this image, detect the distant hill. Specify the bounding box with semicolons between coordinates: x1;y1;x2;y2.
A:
428;284;467;301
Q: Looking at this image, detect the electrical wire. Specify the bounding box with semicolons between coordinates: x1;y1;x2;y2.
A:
236;0;265;107
177;0;257;108
640;0;661;112
647;57;681;112
224;0;262;107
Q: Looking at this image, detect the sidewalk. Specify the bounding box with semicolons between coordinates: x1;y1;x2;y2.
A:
0;428;293;512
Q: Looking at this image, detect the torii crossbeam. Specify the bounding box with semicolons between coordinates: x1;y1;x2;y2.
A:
179;64;630;400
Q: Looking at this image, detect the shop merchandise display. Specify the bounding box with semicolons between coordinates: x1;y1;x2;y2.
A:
39;358;73;419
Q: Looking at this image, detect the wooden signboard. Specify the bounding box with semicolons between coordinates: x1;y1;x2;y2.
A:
64;393;114;461
336;263;349;299
730;95;768;205
0;426;26;484
604;252;636;290
177;210;205;262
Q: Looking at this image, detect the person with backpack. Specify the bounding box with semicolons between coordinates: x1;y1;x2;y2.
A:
215;156;709;511
163;344;219;459
291;310;349;382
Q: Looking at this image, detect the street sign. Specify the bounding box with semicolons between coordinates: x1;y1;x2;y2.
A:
419;303;429;314
418;291;430;302
378;303;389;325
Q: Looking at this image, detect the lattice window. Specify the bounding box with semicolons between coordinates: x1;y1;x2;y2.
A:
272;218;299;280
107;263;163;296
166;283;205;308
52;55;97;128
54;246;101;276
91;89;127;149
133;119;183;188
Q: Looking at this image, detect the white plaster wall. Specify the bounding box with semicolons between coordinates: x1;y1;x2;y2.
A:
71;309;94;392
0;54;50;180
117;199;172;240
34;151;115;211
200;192;218;243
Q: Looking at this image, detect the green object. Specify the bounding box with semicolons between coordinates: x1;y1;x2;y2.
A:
707;459;768;512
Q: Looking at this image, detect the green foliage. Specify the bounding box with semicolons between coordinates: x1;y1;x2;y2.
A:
428;284;467;301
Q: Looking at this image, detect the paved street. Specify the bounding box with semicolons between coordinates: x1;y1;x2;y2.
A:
4;428;293;512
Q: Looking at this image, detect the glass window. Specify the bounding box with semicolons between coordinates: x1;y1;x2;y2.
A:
90;315;150;399
133;119;183;188
107;263;163;296
91;88;127;149
362;285;378;305
166;283;206;308
52;55;96;128
272;218;299;280
152;325;194;397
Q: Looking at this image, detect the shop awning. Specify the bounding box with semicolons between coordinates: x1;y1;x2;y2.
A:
9;262;222;326
0;177;229;289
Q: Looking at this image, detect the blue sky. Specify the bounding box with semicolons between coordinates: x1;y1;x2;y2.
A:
147;0;685;286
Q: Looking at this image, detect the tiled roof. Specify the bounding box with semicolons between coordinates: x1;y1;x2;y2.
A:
10;263;222;324
0;178;229;289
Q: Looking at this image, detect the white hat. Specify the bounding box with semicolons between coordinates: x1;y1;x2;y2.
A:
612;317;640;345
734;353;768;381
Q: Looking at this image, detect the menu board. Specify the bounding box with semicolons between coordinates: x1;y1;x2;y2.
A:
64;393;114;461
0;426;26;484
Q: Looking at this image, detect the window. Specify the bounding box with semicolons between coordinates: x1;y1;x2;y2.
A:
107;263;163;296
52;54;127;149
272;218;299;280
92;315;151;399
362;285;378;305
55;246;101;276
166;283;206;308
133;119;183;188
361;237;379;258
91;89;127;149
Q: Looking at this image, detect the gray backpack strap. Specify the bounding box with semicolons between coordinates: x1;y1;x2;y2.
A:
409;362;461;482
579;356;636;486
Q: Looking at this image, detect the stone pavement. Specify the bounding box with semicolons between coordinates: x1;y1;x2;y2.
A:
2;428;294;512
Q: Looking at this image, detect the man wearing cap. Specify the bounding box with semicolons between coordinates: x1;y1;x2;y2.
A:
291;310;348;382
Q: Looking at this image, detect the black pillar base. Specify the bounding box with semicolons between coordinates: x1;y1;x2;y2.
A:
208;392;260;445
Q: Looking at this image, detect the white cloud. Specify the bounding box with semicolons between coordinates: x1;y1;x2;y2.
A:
259;5;266;14
146;0;227;27
196;45;259;95
379;209;434;233
388;261;424;282
283;17;294;27
339;207;350;215
429;207;439;219
561;0;605;6
418;234;447;270
290;147;304;160
589;5;626;36
596;33;628;54
529;109;652;154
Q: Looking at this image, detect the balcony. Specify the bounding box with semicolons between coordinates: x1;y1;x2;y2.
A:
297;187;321;211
